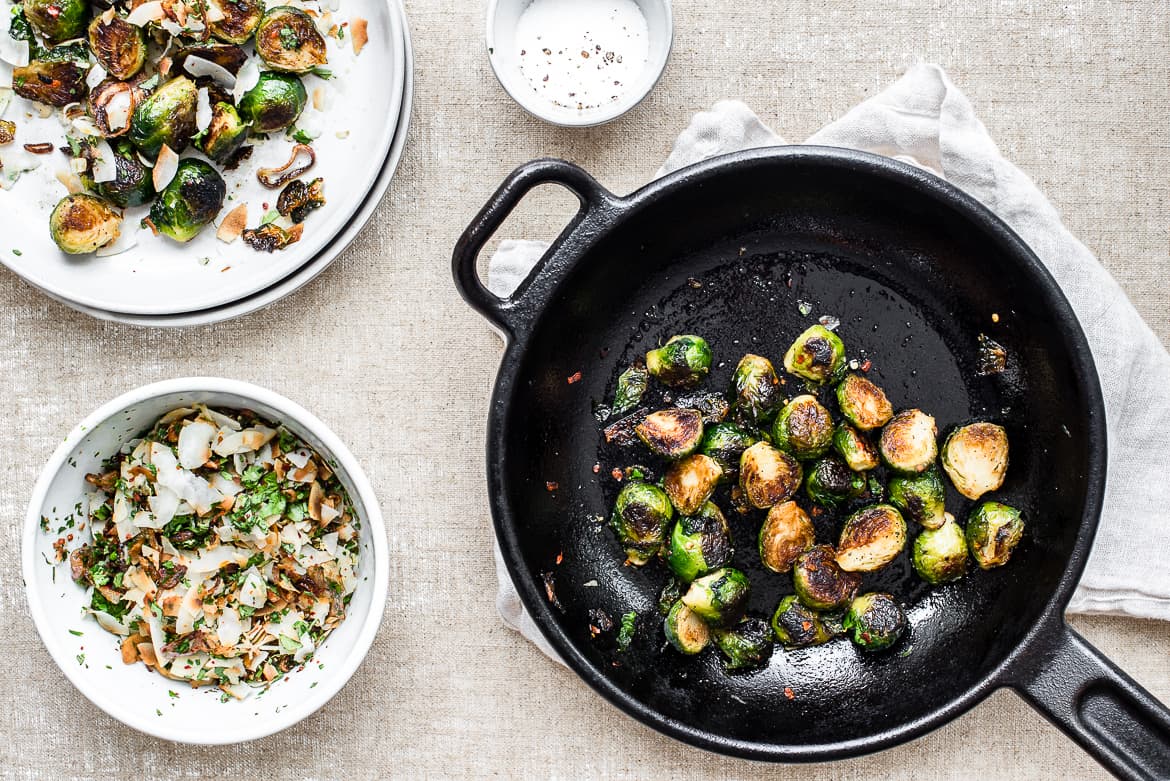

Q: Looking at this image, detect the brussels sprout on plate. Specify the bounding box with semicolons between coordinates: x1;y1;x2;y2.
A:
88;79;143;138
254;6;329;74
276;177;326;224
731;353;783;425
238;71;308;133
611;365;648;416
966;501;1024;569
843;593;906;652
49;194;122;255
880;408;938;474
913;513;968;584
700;422;756;480
771;595;832;648
836;504;907;573
664;600;711;655
645;334;712;388
24;0;87;44
609;481;673;565
12;60;88;106
793;545;860;611
836;374;894;431
635;408;704;459
129;76;198;158
209;0;264;44
662;454;722;516
713;618;774;671
942;422;1009;500
805;455;866;509
758;500;814;573
888;467;947;529
784;325;845;384
149;160;227;243
200;102;251;164
666;501;732;582
833;423;880;472
772;394;834;460
681;567;750;627
88;15;147;80
739;442;802;509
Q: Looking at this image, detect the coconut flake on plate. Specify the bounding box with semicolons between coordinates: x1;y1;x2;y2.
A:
285;447;313;469
0;34;29;68
204;0;226;22
86;62;108;90
198;404;242;431
147;485;182;526
90;138;118;183
231;58;260;103
216;202;248;243
152;143;179;190
184;56;236;87
178;418;216;469
95;224;140;257
126;0;166;25
0;149;41;189
195;87;213;133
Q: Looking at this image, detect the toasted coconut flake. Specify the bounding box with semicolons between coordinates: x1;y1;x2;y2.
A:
308;481;324;521
231;58;261;103
152;144;180;191
183;56;237;87
126;0;166;25
137;642;159;668
351;16;369;54
86;63;109;91
121;636;141;663
216;202;248;243
204;0;225;22
312;86;326;111
101;6;116;24
56;169;84;193
91;139;118;183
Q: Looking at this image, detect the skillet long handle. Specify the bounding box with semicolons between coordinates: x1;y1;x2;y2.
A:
1012;623;1170;780
451;158;614;339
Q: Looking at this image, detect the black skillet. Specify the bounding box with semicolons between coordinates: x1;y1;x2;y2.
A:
452;148;1170;778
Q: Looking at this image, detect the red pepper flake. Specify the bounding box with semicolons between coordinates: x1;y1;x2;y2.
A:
611;468;623;481
592;463;601;474
555;552;563;565
810;506;823;517
567;371;582;384
545;481;559;491
860;359;872;372
801;621;812;631
784;687;795;701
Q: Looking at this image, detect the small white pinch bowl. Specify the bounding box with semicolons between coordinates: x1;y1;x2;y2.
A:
22;378;388;745
486;0;673;127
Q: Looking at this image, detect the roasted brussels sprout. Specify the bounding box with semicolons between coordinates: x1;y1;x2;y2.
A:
738;442;802;509
88;79;143;138
836;374;893;431
843;593;906;652
758;500;814;573
149;159;226;243
254;6;328;73
209;0;263;44
276;176;325;223
772;394;833;460
664;600;711;655
833;423;880;472
942;422;1009;500
241;222;303;252
12;60;87;106
49;194;121;254
681;567;750;627
24;0;87;44
913;513;968;584
836;504;907;573
129;76;198;158
199;102;250;163
88;15;146;80
793;545;861;611
238;71;308;133
635;408;704;459
888;467;947;529
880;409;938;474
645;335;712;388
805;455;866;509
713;618;774;671
731;354;783;425
609;481;673;565
611;365;648;416
784;325;845;384
90;139;154;208
966;501;1024;569
700;422;756;480
663;454;722;516
667;502;732;582
657;578;684;616
770;595;832;648
673;391;729;424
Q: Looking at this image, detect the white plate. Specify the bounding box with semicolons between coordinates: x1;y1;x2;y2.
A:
0;0;404;315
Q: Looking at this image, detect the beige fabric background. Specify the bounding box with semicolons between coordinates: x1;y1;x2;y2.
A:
1;1;1168;778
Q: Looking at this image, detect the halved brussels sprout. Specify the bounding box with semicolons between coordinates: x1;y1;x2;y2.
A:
784;325;845;384
833;423;880;472
966;501;1024;569
663;454;722;516
635;408;704;459
836;374;893;431
880;409;938;474
90;139;154;207
24;0;87;44
758;500;814;573
673;391;729;425
149;159;226;243
843;593;906;652
611;365;648;416
609;481;673;565
805;455;866;509
238;71;308;133
836;504;907;572
254;6;328;74
200;102;250;163
209;0;263;44
739;442;802;509
731;353;783;425
793;545;860;611
645;335;712;388
664;600;711;655
770;594;832;648
129;76;198;158
88;79;143;138
772;394;833;460
49;194;121;254
713;618;774;671
667;502;732;583
88;15;146;80
942;422;1009;500
913;513;968;584
700;422;756;480
888;467;947;529
12;60;87;106
276;176;325;223
681;567;749;627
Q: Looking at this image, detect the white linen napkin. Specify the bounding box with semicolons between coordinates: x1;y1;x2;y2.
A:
487;63;1170;664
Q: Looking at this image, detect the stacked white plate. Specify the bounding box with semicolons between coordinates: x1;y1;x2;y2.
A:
0;0;412;327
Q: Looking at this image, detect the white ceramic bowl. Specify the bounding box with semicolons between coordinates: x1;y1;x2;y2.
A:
486;0;673;127
22;378;387;744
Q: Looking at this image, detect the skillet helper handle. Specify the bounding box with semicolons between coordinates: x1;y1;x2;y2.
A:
452;158;612;338
1014;623;1170;780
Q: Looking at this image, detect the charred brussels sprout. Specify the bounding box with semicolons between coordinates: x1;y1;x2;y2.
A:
713;618;773;671
880;409;938;474
611;365;648;416
255;6;328;73
129;76;198;158
966;501;1024;569
24;0;87;44
609;481;673;565
276;177;325;223
200;102;250;163
837;504;907;573
663;454;722;516
771;595;832;648
913;513;968;584
942;422;1009;500
805;455;866;509
238;71;308;133
673;391;729;425
681;567;749;627
88;15;146;80
667;502;732;582
843;593;906;652
92;139;154;207
645;335;712;388
657;579;684;616
700;422;756;480
635;408;703;459
784;325;845;384
663;600;711;655
888;467;947;529
739;442;802;509
772;395;834;460
49;194;121;254
758;500;814;573
149;159;226;243
209;0;263;44
836;374;894;431
793;545;860;611
731;354;783;425
12;60;87;106
833;424;880;472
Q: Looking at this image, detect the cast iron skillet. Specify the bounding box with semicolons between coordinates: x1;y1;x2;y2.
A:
452;148;1170;778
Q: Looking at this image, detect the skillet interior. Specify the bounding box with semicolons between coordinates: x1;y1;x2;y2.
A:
492;152;1098;756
